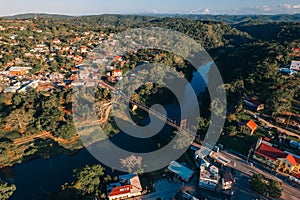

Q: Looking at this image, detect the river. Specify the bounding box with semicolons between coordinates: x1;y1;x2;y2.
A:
1;62;211;200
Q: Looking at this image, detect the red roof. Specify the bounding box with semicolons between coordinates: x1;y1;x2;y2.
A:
247;120;258;130
286;154;297;166
263;137;271;142
256;143;287;161
294;156;300;165
292;47;300;51
108;185;131;197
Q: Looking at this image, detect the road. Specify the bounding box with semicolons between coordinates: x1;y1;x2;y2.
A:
220;150;300;200
128;149;300;200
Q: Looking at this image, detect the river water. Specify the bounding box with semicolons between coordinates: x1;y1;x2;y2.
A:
1;62;211;200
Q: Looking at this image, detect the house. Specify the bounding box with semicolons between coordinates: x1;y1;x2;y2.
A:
290;60;300;71
107;174;142;200
4;86;21;93
221;170;234;190
18;80;39;93
277;68;297;75
114;56;123;62
80;46;88;53
243;97;265;111
52;38;61;44
253;138;300;175
239;120;258;135
7;66;32;76
71;67;79;73
199;157;220;190
167;161;194;182
112;70;123;77
49;72;64;81
73;55;83;63
292;47;300;52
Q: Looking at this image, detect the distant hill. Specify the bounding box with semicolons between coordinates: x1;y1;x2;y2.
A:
143;14;300;24
73;14;156;28
3;13;300;24
3;13;74;19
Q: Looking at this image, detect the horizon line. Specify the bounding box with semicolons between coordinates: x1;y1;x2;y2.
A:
1;12;300;18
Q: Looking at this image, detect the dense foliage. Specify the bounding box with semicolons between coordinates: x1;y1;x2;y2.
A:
249;174;283;198
0;179;16;200
53;164;105;200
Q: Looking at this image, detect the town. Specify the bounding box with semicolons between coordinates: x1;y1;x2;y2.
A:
0;12;300;200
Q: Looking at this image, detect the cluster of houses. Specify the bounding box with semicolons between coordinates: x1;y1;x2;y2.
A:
166;144;233;192
195;149;233;192
0;18;114;81
252;137;300;177
0;66;40;93
106;143;234;200
241;95;300;181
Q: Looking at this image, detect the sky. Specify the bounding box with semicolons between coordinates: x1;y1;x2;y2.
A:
0;0;300;16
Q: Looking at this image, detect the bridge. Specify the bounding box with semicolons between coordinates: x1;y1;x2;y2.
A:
98;80;197;137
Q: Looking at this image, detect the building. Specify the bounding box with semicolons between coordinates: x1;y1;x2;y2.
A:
112;70;123;77
277;68;297;75
4;85;21;93
18;80;39;93
168;161;194;182
239;120;258;135
221;170;234;190
80;46;88;53
253;138;300;175
107;174;142;200
243;97;265;111
7;66;32;76
199;157;220;190
290;60;300;71
52;38;61;44
114;56;123;62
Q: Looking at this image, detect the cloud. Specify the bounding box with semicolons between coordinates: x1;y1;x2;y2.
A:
190;8;211;14
293;4;300;9
278;3;300;14
281;3;292;9
189;3;300;15
256;5;270;12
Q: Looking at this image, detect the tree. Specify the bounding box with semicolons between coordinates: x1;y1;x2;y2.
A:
0;179;16;200
73;165;104;195
268;180;283;198
249;174;267;194
120;154;143;173
4;108;34;133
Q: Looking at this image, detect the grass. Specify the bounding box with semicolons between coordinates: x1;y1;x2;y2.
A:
218;132;263;155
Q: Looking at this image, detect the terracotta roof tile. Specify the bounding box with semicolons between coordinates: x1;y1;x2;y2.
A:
109;185;131;197
256;143;287;161
247;120;258;130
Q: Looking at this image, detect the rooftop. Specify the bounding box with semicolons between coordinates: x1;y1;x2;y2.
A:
168;161;194;182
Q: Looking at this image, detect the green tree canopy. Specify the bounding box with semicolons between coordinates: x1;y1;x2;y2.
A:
73;164;105;195
249;173;267;194
0;179;16;200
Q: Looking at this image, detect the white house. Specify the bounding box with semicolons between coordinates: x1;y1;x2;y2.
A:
290;60;300;71
107;174;142;200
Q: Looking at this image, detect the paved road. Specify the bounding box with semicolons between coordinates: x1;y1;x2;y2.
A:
220;150;300;200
